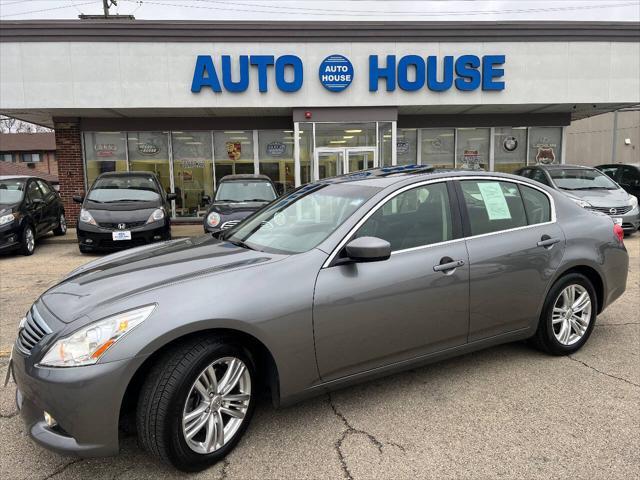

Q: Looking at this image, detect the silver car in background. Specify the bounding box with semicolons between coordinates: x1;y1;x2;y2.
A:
515;164;640;234
10;167;629;472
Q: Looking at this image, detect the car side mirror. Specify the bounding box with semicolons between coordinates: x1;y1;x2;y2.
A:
72;195;84;203
201;195;211;203
166;193;177;201
343;236;391;263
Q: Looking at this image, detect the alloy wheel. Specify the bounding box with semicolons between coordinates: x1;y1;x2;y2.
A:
552;284;592;346
25;228;35;253
182;357;251;455
59;214;67;233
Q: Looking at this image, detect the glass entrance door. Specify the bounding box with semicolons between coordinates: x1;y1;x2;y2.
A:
315;147;377;180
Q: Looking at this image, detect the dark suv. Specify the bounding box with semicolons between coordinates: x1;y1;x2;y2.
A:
74;172;175;253
0;175;66;255
596;163;640;199
203;174;277;233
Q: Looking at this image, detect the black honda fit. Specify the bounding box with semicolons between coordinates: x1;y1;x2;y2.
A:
74;172;175;253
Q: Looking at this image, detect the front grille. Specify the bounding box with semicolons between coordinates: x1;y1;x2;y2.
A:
17;305;52;355
588;205;633;216
99;221;147;230
221;220;240;230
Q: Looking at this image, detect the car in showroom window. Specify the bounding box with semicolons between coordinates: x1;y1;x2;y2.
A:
514;164;639;235
9;167;629;472
74;172;176;253
203;174;277;233
0;175;66;256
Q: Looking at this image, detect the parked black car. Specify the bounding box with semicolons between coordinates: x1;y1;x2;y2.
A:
203;174;277;233
596;163;640;199
0;175;66;256
74;172;174;253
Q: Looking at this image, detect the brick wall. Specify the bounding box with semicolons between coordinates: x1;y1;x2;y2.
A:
54;119;84;227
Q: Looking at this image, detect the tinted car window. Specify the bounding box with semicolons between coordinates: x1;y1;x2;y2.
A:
26;180;45;202
530;169;550;186
88;175;161;202
460;180;527;236
355;182;453;251
215;180;276;202
517;168;532;178
598;166;620;182
36;180;54;199
520;185;551;225
621;166;640;184
0;178;25;204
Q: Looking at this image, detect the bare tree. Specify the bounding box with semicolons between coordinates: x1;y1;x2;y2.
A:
0;116;53;134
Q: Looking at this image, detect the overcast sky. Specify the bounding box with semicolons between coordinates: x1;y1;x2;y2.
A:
0;0;639;21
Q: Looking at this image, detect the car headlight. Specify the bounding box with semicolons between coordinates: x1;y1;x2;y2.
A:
79;208;97;226
629;195;638;209
0;212;16;226
146;208;165;224
570;198;592;208
39;305;156;367
206;212;221;228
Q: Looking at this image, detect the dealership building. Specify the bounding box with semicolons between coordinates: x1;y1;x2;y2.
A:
1;20;638;224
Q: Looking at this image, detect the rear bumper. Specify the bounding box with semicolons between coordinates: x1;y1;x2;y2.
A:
77;222;170;251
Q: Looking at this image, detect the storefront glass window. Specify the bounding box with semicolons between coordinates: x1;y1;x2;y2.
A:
420;128;455;168
258;130;295;195
396;128;417;165
493;127;528;173
314;122;377;149
83;132;127;186
298;123;313;185
127;132;171;196
171;131;214;218
456;128;490;170
528;127;562;166
378;122;392;167
213;130;255;186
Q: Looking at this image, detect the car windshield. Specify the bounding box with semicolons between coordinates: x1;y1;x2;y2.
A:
0;178;26;204
87;175;161;202
549;168;618;190
223;183;380;254
215;180;277;202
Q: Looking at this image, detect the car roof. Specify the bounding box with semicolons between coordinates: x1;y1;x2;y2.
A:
0;175;39;181
531;164;594;170
596;163;640;169
97;171;159;178
219;174;273;182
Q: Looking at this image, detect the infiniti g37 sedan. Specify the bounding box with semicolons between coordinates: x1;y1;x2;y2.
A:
10;167;628;472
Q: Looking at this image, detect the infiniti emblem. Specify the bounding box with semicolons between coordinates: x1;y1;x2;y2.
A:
118;223;127;230
609;208;617;215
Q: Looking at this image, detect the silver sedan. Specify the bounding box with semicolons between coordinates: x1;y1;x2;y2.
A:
10;167;629;472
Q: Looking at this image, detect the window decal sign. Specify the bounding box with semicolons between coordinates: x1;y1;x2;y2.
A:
266;141;286;156
478;182;511;220
226;142;242;160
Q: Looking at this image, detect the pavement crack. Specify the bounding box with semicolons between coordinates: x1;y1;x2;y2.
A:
37;458;84;480
0;410;19;419
219;457;231;480
327;393;405;479
567;355;639;388
595;322;640;327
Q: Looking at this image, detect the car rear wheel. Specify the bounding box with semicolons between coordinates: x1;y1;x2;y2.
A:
531;273;597;355
137;337;256;472
20;225;35;256
53;213;67;236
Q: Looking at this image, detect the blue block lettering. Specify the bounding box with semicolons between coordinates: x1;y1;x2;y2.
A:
191;55;221;93
222;55;249;93
426;55;454;92
249;55;275;93
397;55;425;91
369;55;396;92
275;55;303;92
482;55;505;90
454;55;481;91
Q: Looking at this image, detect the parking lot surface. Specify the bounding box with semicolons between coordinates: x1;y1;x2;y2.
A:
0;234;638;479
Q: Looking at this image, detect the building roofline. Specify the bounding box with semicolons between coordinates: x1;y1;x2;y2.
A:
0;20;638;42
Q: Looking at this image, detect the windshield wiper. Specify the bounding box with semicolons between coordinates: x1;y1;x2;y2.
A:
570;186;612;190
103;199;146;203
247;198;270;202
226;238;255;250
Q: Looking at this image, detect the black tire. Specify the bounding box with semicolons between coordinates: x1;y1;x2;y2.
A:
53;212;67;236
137;337;256;472
531;273;597;355
20;225;36;256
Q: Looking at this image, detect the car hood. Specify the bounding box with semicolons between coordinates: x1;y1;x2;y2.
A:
40;235;283;323
209;200;269;215
0;202;19;215
560;188;630;206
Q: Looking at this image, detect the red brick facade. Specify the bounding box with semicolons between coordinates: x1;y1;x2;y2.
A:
54;119;84;227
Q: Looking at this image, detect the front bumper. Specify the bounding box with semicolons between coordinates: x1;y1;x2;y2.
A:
77;221;170;251
0;222;21;252
620;208;640;233
12;345;144;457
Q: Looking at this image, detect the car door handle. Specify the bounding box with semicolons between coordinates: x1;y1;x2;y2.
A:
537;236;561;248
433;259;465;272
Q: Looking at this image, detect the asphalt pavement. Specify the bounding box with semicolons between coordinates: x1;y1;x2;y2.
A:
0;233;638;479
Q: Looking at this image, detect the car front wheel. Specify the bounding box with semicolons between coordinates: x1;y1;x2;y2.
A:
137;337;255;472
531;273;597;355
20;225;35;256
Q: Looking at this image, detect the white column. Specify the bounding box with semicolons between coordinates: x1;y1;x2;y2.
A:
416;128;422;165
253;129;260;174
489;127;495;172
294;122;301;187
560;126;567;164
167;132;175;218
391;121;397;166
